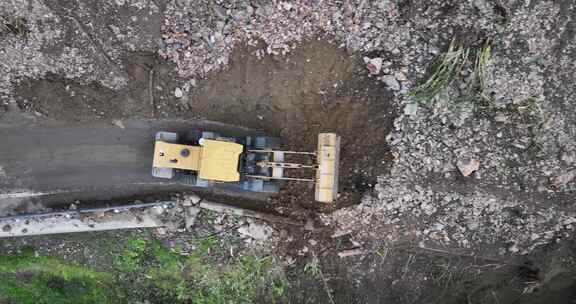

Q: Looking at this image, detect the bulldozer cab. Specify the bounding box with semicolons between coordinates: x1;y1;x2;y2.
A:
153;138;243;182
197;139;243;182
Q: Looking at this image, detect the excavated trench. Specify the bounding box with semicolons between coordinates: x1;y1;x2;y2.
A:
188;41;398;212
9;40;397;217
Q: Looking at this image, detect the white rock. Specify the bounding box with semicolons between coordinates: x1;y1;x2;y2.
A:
237;221;273;241
456;157;480;177
213;224;224;232
331;229;351;238
112;119;125;129
394;71;408;82
174;87;183;98
185;206;200;230
184;194;202;205
285;255;296;265
366;57;383;74
508;243;519;253
432;223;445;231
337;248;364;258
404;103;418;116
380;75;400;91
304;218;315;231
494;113;508;123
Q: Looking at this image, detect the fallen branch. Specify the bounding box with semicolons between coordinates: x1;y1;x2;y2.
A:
335;243;517;266
404;246;517;266
149;68;156;118
313;252;336;304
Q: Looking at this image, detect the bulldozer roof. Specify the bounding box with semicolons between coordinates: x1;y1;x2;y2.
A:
197;139;243;182
153;139;243;182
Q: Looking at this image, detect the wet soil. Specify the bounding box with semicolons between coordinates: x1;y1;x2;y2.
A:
190;40;397;211
0;119;279;216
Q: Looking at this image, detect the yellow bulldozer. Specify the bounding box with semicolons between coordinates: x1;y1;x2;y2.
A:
152;131;340;203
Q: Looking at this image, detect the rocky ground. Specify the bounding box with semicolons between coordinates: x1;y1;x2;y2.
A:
1;0;576;303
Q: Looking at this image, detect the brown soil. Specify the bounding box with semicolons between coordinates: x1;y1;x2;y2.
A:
190;40;397;212
16;52;183;121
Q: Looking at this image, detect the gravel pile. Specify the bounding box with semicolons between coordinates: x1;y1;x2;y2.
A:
0;0;80;103
325;1;576;256
0;0;161;105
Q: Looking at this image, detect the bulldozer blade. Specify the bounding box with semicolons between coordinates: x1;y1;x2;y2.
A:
315;133;340;203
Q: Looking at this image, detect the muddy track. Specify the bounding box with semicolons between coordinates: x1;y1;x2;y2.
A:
0;118;272;214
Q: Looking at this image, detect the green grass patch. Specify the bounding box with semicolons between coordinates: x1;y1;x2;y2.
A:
409;39;493;105
0;237;287;304
508;97;543;122
116;236;287;303
117;237;148;271
304;257;321;279
191;255;287;304
146;241;190;299
197;235;218;255
0;248;115;304
0;15;28;37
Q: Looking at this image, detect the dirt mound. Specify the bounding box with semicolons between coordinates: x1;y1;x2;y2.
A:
191;41;397;211
15;52;184;122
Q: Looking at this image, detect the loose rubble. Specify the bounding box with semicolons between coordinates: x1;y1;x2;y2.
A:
0;0;161;104
237;219;274;242
323;1;576;258
159;0;425;94
456;157;480;177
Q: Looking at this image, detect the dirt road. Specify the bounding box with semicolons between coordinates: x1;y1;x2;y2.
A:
0;116;266;214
